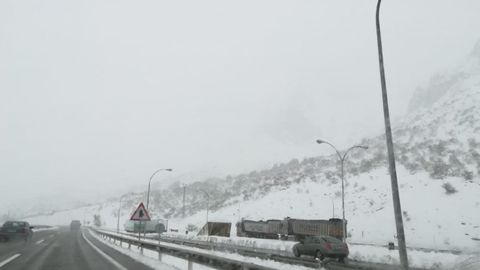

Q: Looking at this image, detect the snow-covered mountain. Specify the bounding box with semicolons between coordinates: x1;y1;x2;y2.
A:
24;41;480;254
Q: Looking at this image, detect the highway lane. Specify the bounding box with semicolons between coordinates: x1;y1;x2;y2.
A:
0;229;57;265
0;227;157;270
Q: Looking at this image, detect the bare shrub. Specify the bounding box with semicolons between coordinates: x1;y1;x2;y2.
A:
442;182;457;195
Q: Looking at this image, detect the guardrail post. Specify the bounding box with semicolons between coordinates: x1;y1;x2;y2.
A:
187;259;193;270
157;247;162;261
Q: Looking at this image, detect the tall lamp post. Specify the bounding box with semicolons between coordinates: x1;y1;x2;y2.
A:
316;139;368;243
182;184;187;219
117;193;130;233
375;1;409;269
144;168;172;237
146;168;173;211
200;190;210;224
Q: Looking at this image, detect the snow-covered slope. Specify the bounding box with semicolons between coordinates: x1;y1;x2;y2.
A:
23;41;480;257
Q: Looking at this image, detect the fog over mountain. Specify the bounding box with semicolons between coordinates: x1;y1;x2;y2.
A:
143;40;480;219
15;40;480;224
1;0;480;218
408;40;480;114
21;42;480;264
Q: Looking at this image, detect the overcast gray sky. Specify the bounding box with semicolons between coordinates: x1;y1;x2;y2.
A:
1;0;479;214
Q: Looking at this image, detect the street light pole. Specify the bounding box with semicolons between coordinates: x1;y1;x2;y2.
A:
146;168;173;211
316;140;368;243
117;194;129;233
200;190;210;224
182;185;186;219
144;168;172;237
375;1;409;269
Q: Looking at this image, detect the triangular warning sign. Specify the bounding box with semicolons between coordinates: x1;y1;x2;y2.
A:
130;202;151;221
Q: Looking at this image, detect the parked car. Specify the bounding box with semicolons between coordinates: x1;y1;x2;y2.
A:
0;221;34;242
70;220;81;231
292;235;349;262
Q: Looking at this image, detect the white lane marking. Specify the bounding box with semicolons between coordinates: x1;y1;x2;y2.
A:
82;232;128;270
0;254;21;268
35;239;45;245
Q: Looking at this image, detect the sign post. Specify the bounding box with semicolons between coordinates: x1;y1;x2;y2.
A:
130;202;151;242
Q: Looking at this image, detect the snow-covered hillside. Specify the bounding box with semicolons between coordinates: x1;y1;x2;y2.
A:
23;41;480;259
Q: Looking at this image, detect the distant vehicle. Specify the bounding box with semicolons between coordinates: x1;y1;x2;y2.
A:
124;220;166;233
292;235;349;262
236;217;345;240
0;221;34;242
70;220;81;231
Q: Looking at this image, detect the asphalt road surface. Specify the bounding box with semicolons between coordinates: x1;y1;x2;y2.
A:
0;227;155;270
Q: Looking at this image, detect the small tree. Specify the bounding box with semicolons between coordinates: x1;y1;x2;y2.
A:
431;159;448;179
442;182;457;195
93;214;102;227
462;170;474;181
187;224;199;232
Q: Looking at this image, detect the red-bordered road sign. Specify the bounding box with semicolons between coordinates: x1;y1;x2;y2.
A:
130;202;151;221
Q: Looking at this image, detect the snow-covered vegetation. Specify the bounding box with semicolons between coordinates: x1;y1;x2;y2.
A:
23;41;480;268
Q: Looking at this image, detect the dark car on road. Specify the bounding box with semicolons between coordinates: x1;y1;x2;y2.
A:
293;235;349;262
70;220;81;231
0;221;34;242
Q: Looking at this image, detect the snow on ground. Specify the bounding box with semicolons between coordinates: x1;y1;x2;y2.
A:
24;165;480;268
157;233;474;270
32;226;59;232
100;228;480;270
87;229;181;270
348;244;459;269
93;229;316;270
166;166;480;252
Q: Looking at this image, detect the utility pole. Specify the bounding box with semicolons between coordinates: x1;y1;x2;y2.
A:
200;190;210;224
117;194;128;233
375;1;409;269
182;185;186;219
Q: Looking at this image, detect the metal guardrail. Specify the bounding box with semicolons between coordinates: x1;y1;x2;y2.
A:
97;228;426;270
150;233;422;270
156;235;429;270
91;228;279;270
